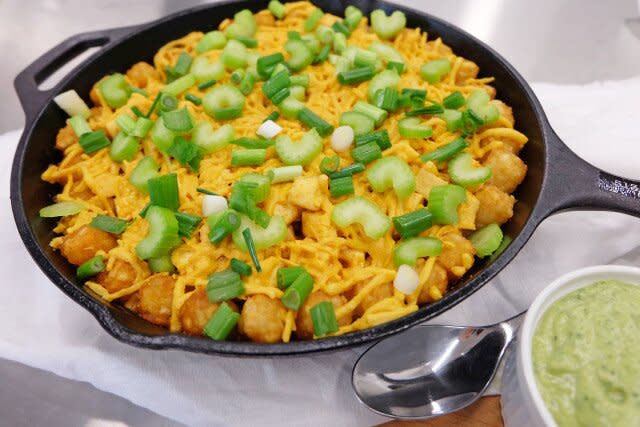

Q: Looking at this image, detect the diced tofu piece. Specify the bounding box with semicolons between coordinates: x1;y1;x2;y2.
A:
416;169;447;197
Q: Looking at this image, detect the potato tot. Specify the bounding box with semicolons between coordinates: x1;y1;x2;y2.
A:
126;62;160;88
59;225;117;266
418;262;449;304
438;232;476;278
484;149;527;193
96;259;137;293
129;274;175;327
55;124;78;151
475;185;516;228
239;295;287;343
351;281;394;317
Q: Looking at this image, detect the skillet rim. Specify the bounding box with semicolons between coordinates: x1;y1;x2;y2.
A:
10;0;552;356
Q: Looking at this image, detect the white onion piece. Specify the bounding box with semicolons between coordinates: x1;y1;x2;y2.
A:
256;120;283;139
331;125;354;152
393;264;420;295
53;90;91;118
202;195;228;217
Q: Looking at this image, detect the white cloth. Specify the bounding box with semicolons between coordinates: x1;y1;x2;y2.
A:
1;78;640;427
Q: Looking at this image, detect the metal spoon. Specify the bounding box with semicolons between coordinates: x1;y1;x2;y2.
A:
351;312;524;419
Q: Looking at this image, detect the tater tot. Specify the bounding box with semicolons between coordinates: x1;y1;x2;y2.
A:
126;62;161;88
475;185;516;228
130;275;175;326
455;59;479;83
438;232;476;278
96;259;137;293
55;124;78;151
179;289;238;335
418;262;449;304
492;100;515;126
59;225;117;265
351;281;394;317
484;149;527;193
295;291;351;339
239;295;287;343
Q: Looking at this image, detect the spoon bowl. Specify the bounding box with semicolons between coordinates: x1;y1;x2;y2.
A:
352;314;523;419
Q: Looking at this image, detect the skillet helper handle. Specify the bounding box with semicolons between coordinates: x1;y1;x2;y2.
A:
13;26;136;119
541;133;640;218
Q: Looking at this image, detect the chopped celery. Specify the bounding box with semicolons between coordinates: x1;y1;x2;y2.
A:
366;156;416;199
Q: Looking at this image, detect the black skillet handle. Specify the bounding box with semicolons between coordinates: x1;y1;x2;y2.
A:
539;131;640;218
14;26;137;119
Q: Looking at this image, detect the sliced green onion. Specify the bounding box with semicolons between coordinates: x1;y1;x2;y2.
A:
90;215;129;234
443;91;465;109
234;36;258;48
275;129;323;166
131;117;153;138
345;5;363;30
221;39;248;70
420;58;451;84
351;141;381;164
393;209;432;239
387;61;405;74
167;136;202;172
196;30;227;54
420;137;468;163
144;92;162;118
366;156;416;200
337;66;375;85
163;73;196;96
203;84;245;120
159;94;178;113
257;53;285;79
353;101;387;127
281;270;313;310
99;73;131;109
129;86;147;97
78;130;110;154
135;206;182;260
367;69;400;102
271;87;291;105
231;137;274;149
329;163;365;179
330;176;355;198
268;165;303;183
315;25;334;44
313;44;331;64
448;152;492;187
398;117;433;139
148;255;175;273
332;20;351;37
185;93;202;106
139;203;150;218
203;302;240;341
290;74;310;88
238;173;271;203
239;71;255;96
109;132;139;162
129;156;160;192
175;211;202;238
162;108;193;133
263;70;291;100
197;187;218;196
469;223;504;258
405;104;445;117
354;129;391;151
197;79;217;91
77;255;105;280
374;87;399;111
320;155;340;175
68;115;91;137
277;266;306;289
310;301;339;337
264;111;280;123
297;108;334;137
39;201;84;218
428;184;467;225
231;149;267;167
207;269;244;302
332;32;347;55
394;237;442;267
331;196;391;239
288;31;302;40
193;122;235;154
354;48;378;68
270;62;290;77
148;173;180;211
230;258;252;276
173;51;193;76
242;228;261;272
231;69;245;85
208;210;241;244
304;8;324;32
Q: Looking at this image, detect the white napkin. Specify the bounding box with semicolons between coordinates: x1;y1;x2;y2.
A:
1;78;640;427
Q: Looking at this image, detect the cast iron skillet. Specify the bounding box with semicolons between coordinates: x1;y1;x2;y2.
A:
11;0;640;356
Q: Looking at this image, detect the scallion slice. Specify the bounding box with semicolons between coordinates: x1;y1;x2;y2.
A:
148;173;180;211
167;136;202;172
231;149;267;167
207;269;244;302
392;209;433;239
351;141;381;164
230;258;252;276
242;228;262;272
175;211;202;238
304;7;324;32
77;255;105;280
277;266;306;289
337;66;375;85
354;130;391;151
330;176;355;198
310;301;339;337
267;165;303;183
203;302;240;341
78;130;111;154
281;270;314;310
420;137;468;163
90;215;129;234
297;108;333;137
39;201;84;218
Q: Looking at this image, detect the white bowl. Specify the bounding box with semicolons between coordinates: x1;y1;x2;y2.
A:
500;265;640;426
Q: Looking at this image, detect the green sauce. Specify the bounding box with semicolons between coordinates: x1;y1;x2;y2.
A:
532;280;640;427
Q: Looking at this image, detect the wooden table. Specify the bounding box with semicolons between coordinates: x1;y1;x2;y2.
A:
380;396;503;427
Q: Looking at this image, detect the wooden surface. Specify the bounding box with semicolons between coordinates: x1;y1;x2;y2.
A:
379;396;503;427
